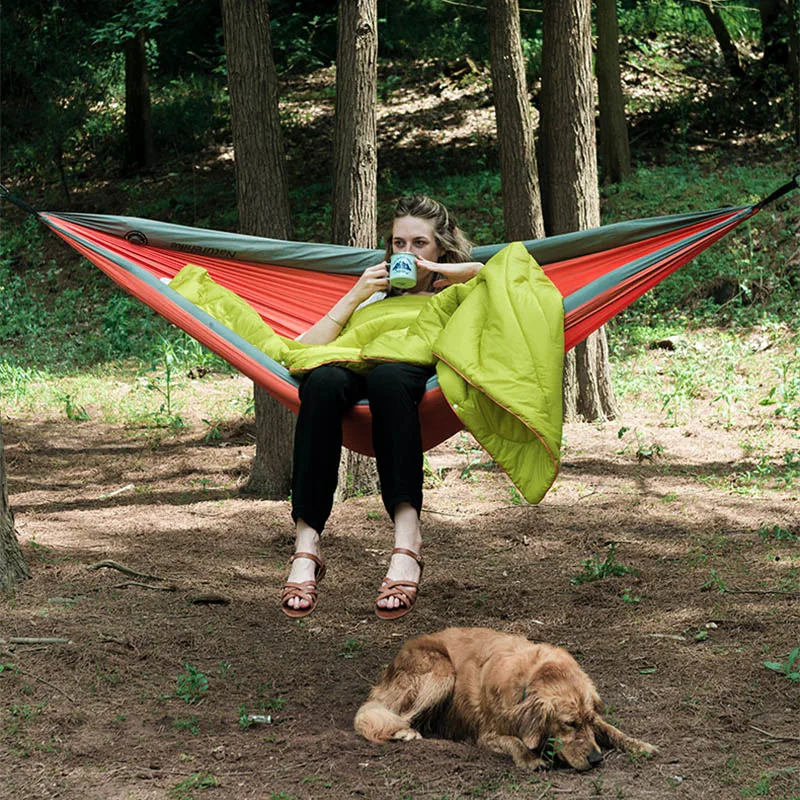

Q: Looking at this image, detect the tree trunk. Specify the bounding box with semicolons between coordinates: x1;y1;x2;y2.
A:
759;0;791;69
596;0;632;183
331;0;379;245
540;0;617;422
788;0;800;145
1;422;29;595
123;28;155;173
330;0;380;501
486;0;545;240
699;2;746;79
221;0;297;499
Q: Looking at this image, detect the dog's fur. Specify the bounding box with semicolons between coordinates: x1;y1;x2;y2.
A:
354;627;657;770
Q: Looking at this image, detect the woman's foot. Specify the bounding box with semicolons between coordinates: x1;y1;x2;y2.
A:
376;504;424;619
281;525;324;617
281;552;326;617
375;547;424;620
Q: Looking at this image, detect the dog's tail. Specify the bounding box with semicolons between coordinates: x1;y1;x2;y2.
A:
354;700;415;743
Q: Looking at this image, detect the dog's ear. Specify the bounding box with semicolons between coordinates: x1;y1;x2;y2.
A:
523;682;557;720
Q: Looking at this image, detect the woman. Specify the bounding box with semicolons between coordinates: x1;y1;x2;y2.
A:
282;195;483;620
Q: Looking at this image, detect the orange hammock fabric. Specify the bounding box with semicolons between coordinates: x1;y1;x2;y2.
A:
3;174;794;456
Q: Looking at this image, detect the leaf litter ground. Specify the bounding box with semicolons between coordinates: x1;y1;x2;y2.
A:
3;337;799;800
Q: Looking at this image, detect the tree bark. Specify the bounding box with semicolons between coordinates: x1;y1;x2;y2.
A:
699;2;746;79
221;0;297;499
331;0;380;502
486;0;545;240
540;0;617;422
759;0;791;69
123;28;155;173
1;422;30;595
332;0;378;246
596;0;632;183
788;0;800;145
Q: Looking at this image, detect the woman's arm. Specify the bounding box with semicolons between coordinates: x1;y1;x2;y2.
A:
425;259;484;290
296;262;390;344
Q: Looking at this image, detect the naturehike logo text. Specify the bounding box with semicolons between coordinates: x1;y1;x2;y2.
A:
169;242;238;259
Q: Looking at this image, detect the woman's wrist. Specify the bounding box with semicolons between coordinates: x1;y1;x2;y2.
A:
329;294;362;326
325;311;345;328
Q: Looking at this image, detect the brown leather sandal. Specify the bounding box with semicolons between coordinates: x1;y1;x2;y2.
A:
374;547;424;620
281;552;326;618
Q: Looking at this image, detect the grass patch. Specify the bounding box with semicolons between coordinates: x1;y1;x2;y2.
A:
571;543;637;585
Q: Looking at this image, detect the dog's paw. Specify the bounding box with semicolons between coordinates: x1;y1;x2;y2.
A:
629;740;658;758
391;728;422;741
512;752;543;770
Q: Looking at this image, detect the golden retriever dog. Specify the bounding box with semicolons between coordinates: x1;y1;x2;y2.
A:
354;627;657;771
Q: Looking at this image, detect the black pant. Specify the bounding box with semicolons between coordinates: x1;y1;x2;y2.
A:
291;363;433;534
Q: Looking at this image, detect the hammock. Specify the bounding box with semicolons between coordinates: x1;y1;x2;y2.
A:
2;178;796;456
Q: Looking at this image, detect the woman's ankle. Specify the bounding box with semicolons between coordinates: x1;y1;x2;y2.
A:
294;520;321;554
392;504;422;553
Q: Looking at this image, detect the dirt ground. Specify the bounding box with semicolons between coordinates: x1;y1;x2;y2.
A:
2;356;799;800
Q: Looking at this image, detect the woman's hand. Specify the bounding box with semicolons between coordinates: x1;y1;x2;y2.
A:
296;261;389;344
347;262;390;305
430;260;484;290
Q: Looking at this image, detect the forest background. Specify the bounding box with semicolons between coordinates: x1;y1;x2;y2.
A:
2;0;797;365
1;1;800;799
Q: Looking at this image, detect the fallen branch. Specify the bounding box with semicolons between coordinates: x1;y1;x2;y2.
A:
7;666;76;703
88;560;164;581
112;581;176;591
624;58;697;90
9;637;72;645
188;593;231;605
751;725;800;743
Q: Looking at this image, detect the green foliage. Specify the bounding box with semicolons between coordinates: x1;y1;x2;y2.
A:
603;162;799;333
621;587;641;604
56;392;90;422
507;486;526;505
0;216;196;370
759;352;800;428
617;426;665;461
763;647;800;682
257;681;287;712
0;363;44;402
701;569;729;593
152;73;231;158
423;453;444;485
571;543;637;585
758;524;798;543
618;0;761;42
170;772;218;798
338;637;365;659
175;664;209;704
732;449;800;492
270;4;337;73
1;6;797;414
172;716;200;735
1;2;110;178
92;0;179;47
140;337;186;428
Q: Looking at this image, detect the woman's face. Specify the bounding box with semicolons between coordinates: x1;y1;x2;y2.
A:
391;215;443;291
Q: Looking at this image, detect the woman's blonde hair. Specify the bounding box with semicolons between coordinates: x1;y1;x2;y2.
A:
384;195;473;263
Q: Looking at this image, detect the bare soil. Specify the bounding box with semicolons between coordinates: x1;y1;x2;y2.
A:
3;343;799;800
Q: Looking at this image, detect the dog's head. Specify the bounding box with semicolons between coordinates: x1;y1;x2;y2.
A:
483;644;608;771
